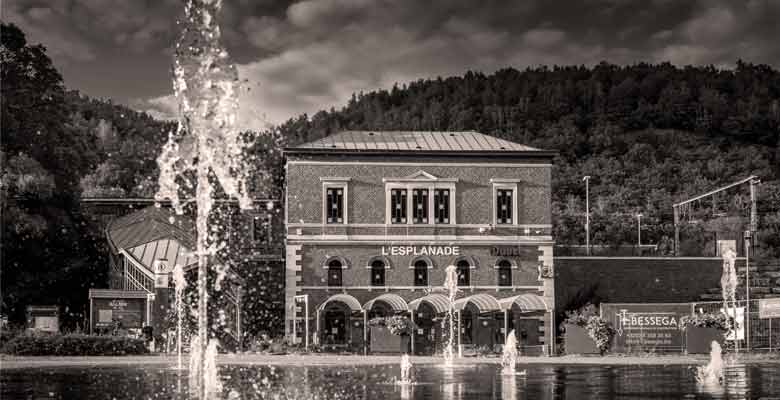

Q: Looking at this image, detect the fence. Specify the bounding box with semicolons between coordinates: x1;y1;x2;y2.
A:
692;299;780;352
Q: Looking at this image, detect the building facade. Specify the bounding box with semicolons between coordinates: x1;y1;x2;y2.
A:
284;131;556;354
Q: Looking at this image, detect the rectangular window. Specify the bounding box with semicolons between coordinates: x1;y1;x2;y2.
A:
496;189;513;224
434;189;450;224
326;187;344;224
412;189;429;224
253;214;272;244
391;189;407;224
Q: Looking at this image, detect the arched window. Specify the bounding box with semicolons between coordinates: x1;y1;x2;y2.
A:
327;259;343;286
457;259;470;287
497;259;512;287
371;259;385;286
414;260;428;286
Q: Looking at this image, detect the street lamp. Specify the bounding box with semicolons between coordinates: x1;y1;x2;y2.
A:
583;176;591;255
636;213;642;247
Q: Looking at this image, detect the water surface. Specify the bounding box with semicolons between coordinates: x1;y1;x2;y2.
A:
3;363;779;399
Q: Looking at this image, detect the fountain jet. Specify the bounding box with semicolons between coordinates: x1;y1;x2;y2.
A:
696;340;724;385
442;264;459;367
156;0;254;397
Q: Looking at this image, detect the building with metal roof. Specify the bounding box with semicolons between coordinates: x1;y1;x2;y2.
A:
287;130;554;156
284;130;556;356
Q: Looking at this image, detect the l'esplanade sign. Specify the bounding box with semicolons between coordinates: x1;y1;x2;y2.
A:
381;245;460;256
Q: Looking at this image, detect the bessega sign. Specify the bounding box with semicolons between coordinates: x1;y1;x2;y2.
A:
381;245;460;256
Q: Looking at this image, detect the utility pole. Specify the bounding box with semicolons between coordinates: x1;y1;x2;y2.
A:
745;177;759;351
583;176;591;256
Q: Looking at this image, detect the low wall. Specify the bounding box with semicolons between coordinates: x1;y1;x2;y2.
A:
554;257;745;313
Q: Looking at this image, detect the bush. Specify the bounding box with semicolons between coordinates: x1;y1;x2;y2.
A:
384;315;417;336
0;332;149;356
564;303;615;355
680;312;731;331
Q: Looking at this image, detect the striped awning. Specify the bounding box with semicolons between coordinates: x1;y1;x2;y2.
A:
499;294;551;312
453;293;501;313
409;294;451;314
363;294;408;312
318;294;363;312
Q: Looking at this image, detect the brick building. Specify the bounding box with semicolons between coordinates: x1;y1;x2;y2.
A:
284;131;557;354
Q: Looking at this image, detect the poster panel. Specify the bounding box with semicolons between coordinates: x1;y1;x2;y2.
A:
601;303;689;353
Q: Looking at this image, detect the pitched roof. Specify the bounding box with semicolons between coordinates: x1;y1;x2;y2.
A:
107;206;195;253
287;131;546;153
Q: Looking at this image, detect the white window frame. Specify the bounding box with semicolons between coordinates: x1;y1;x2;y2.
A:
383;172;457;225
321;177;350;225
491;179;519;225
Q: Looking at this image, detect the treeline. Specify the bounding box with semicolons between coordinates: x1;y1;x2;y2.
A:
4;21;780;326
1;23;175;325
275;63;780;259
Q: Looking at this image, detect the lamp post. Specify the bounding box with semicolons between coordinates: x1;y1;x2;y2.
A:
636;214;642;247
583;176;591;255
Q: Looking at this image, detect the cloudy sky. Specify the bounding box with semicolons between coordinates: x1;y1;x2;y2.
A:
6;0;780;129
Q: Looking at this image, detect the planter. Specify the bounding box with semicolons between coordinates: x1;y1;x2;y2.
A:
685;327;724;354
370;326;402;353
564;323;599;355
400;334;411;354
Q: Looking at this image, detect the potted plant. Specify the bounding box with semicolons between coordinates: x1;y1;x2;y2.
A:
681;312;728;354
368;315;417;353
563;304;615;355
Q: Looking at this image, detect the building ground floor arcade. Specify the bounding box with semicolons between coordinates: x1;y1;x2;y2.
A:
284;242;555;355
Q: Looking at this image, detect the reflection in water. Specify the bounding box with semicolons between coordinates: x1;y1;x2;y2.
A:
501;374;517;400
4;363;780;399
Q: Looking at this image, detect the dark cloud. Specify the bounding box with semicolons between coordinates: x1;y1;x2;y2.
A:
6;0;780;126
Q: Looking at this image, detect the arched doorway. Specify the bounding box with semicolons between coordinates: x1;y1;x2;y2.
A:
409;293;450;355
322;301;349;347
317;294;362;352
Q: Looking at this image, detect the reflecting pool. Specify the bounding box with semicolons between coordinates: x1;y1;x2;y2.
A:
3;362;780;399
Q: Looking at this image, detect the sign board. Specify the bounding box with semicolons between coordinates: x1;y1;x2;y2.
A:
601;303;689;353
92;297;146;330
381;245;460;256
153;259;170;288
490;246;539;258
722;307;745;341
759;298;780;319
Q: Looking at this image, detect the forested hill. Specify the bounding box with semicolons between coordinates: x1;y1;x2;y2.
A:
276;63;780;257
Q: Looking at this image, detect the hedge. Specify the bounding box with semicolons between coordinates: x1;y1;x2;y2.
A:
1;333;149;356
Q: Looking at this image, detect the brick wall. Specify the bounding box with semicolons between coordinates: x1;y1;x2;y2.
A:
554;257;746;311
286;157;551;225
299;244;545;288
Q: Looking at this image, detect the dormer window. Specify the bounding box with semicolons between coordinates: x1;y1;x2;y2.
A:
384;171;457;225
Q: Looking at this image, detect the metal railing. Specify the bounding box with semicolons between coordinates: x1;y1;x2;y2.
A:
692;299;780;352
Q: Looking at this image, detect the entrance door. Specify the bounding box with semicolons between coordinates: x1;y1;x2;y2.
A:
324;311;347;345
413;303;436;355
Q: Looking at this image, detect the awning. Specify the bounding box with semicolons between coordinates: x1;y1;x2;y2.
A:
318;294;363;312
409;294;451;314
363;294;408;313
499;294;551;312
452;293;501;313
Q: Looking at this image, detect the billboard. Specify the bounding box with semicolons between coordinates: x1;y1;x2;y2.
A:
601;303;690;353
92;297;146;330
